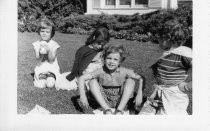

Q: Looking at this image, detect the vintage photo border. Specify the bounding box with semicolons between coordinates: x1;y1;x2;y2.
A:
1;0;210;130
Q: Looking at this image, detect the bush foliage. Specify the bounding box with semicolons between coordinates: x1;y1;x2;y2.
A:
18;1;192;43
18;0;85;32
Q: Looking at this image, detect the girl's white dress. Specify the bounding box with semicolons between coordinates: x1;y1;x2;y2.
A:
32;40;77;90
32;40;60;88
32;40;103;90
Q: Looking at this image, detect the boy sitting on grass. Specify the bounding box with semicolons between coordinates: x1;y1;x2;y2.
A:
78;45;143;114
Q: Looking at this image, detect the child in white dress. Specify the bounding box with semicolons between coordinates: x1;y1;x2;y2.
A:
32;18;60;88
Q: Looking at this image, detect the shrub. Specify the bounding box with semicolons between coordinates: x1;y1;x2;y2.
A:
66;27;91;35
18;3;192;43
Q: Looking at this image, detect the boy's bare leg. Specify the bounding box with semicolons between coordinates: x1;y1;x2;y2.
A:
117;78;135;111
89;79;110;110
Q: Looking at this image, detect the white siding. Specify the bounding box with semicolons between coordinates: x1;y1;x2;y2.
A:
93;0;101;8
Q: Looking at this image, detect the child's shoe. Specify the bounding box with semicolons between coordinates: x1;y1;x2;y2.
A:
138;100;156;115
103;109;113;115
114;109;124;115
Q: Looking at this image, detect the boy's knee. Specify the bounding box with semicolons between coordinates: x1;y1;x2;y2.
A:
46;77;55;88
89;79;98;88
125;79;135;88
122;79;135;94
89;79;101;94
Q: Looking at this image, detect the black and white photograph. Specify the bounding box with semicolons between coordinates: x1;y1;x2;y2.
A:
1;0;210;130
17;0;193;115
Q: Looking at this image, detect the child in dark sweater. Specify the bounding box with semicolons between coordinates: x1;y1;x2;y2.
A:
66;26;110;89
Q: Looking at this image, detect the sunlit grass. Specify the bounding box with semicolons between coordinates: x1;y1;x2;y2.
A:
18;32;192;114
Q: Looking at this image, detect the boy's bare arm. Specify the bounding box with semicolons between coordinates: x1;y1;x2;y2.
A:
179;56;192;91
78;74;92;95
184;66;192;90
78;74;93;108
127;69;144;106
135;76;143;106
178;70;192;92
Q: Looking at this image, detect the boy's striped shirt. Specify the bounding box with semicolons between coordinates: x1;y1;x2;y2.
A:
154;53;192;86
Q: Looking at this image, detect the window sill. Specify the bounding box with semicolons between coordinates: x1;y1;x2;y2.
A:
93;7;160;10
100;4;148;9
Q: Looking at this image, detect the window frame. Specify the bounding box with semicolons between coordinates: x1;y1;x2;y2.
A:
104;0;148;9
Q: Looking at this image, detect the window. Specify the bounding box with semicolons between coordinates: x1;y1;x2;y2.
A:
135;0;148;5
120;0;131;5
104;0;149;8
106;0;115;5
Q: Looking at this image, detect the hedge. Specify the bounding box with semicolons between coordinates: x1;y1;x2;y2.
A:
18;5;192;43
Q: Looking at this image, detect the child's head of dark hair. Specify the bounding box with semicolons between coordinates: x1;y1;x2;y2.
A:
183;36;192;48
38;18;55;38
157;19;188;49
103;44;128;63
85;26;110;47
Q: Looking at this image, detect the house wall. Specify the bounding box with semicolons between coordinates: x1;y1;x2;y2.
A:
86;0;182;15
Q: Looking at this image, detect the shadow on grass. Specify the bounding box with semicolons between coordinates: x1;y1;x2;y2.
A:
71;91;150;115
71;95;84;113
71;93;99;114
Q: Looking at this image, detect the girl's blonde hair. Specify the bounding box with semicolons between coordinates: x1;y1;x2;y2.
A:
103;45;128;63
38;18;55;38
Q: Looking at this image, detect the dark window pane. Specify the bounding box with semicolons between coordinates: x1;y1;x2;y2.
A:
135;0;148;5
106;0;115;5
120;0;131;5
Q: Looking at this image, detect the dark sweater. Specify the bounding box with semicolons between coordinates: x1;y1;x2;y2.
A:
66;45;99;81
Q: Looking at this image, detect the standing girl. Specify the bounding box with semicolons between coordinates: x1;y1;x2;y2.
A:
32;18;60;88
78;45;143;114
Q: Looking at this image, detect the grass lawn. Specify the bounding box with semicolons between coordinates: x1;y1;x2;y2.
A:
18;32;192;114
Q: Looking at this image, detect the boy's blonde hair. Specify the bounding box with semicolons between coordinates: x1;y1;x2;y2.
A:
158;19;188;47
103;45;128;63
38;18;55;38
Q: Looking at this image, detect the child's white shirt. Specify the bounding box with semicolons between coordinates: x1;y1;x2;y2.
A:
170;46;192;58
162;46;192;58
32;40;60;81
